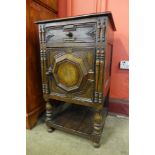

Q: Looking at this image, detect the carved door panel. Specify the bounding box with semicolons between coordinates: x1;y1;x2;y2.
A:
46;48;95;101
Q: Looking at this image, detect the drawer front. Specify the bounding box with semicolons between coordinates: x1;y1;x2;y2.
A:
45;22;96;47
46;47;95;102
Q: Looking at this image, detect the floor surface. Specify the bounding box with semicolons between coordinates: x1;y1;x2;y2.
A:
26;114;129;155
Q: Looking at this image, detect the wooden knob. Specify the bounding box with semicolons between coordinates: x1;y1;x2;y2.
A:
66;32;73;38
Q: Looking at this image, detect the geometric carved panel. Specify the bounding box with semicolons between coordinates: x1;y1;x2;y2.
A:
53;53;89;92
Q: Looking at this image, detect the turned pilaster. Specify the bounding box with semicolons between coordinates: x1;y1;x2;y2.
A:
98;49;105;103
94;49;100;103
39;24;49;94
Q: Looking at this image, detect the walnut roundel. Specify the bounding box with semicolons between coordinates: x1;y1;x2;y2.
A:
53;53;88;92
57;62;80;87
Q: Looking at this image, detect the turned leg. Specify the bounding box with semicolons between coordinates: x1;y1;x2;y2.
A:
45;100;55;132
92;106;104;148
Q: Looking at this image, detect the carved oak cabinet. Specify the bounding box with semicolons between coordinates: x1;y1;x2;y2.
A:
36;12;116;147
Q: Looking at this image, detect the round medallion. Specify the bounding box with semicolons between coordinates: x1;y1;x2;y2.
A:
57;62;80;87
53;53;88;92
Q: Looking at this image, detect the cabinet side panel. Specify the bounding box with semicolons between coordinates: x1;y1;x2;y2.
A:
103;19;114;97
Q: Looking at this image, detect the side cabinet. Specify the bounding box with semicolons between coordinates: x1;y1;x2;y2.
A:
36;12;116;147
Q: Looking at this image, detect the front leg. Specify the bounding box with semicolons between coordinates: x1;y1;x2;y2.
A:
92;106;104;148
45;100;55;132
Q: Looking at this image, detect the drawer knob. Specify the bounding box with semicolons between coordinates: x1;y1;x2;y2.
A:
66;32;73;38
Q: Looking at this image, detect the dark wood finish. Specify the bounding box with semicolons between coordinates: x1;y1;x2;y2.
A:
26;0;57;129
44;22;96;45
36;12;116;147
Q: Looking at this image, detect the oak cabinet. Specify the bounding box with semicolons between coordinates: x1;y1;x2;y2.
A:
36;12;116;147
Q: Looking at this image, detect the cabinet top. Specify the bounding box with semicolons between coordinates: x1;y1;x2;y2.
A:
35;11;116;31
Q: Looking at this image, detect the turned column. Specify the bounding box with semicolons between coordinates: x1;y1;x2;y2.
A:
92;105;104;147
45;100;55;132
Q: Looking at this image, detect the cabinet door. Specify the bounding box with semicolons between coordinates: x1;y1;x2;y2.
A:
46;48;95;102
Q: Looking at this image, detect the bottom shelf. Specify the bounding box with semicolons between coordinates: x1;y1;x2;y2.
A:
47;104;107;139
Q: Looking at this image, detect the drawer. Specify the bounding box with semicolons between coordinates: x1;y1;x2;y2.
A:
45;22;96;47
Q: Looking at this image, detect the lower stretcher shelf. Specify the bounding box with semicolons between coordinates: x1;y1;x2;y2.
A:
46;104;107;139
